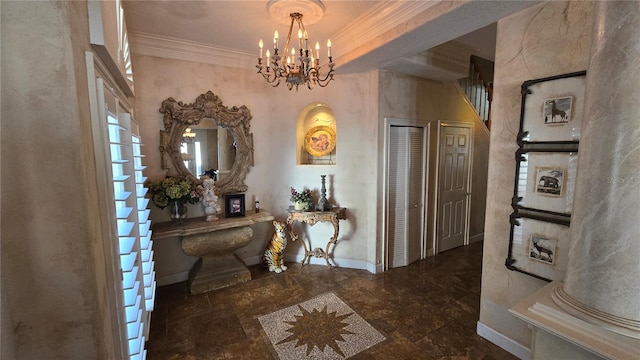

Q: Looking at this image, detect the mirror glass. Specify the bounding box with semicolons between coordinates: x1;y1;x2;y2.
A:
180;120;236;178
159;91;253;196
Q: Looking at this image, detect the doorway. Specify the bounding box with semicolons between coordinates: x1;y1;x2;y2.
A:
435;122;473;253
383;118;429;270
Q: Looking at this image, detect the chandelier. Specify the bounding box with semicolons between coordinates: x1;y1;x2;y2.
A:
257;12;334;91
182;127;196;143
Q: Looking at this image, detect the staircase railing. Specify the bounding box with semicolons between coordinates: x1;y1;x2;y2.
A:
459;55;494;130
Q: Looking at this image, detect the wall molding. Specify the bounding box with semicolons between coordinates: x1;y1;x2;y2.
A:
283;254;375;273
129;32;256;69
156;271;190;287
470;233;484;244
332;1;438;59
245;254;375;273
477;321;530;360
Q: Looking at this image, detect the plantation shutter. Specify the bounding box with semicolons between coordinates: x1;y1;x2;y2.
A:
98;79;154;360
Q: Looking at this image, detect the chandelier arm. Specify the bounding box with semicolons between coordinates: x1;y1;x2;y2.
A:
315;72;334;83
283;14;296;55
269;79;282;87
315;73;334;87
316;78;333;87
297;17;306;37
257;67;281;86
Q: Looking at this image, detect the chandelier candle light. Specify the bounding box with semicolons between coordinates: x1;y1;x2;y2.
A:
257;12;334;91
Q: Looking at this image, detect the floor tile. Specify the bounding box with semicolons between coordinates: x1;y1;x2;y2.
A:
146;242;517;360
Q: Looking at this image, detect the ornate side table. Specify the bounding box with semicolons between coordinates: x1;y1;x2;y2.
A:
286;207;347;268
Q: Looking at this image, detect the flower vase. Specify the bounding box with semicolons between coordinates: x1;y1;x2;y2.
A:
169;199;188;223
294;201;308;211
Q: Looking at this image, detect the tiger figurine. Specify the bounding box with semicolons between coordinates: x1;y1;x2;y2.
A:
263;220;288;273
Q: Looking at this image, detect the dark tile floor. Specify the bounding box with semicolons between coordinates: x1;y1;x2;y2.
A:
147;242;517;359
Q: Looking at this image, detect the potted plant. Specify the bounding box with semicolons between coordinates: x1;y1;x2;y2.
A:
145;176;203;222
290;187;312;211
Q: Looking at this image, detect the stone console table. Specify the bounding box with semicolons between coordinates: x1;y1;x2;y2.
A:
153;210;274;294
286;207;346;268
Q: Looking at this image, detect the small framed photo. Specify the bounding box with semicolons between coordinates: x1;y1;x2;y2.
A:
528;234;557;265
225;194;245;218
534;167;565;197
543;96;572;125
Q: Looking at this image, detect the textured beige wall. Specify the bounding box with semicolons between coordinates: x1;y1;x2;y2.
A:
135;54;486;282
133;54;380;281
480;1;594;348
1;1;117;358
376;70;490;254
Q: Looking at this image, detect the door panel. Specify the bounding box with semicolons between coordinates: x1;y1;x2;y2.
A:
387;126;425;268
438;125;471;253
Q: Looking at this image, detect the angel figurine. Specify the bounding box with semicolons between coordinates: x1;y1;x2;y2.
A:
201;177;221;221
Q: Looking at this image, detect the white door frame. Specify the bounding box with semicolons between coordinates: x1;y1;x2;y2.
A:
381;118;430;271
433;121;474;255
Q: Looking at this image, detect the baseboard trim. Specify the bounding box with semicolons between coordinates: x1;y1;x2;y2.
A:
243;255;263;267
156;271;190;286
476;321;530;360
284;254;376;273
156;255;378;287
470;233;484;243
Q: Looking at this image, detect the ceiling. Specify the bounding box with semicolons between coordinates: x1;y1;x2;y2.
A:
123;0;538;81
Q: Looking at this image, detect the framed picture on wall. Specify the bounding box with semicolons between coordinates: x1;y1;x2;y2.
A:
518;70;586;143
508;71;586;282
506;214;570;282
528;234;557;265
304;126;336;157
225;194;245;218
515;149;578;215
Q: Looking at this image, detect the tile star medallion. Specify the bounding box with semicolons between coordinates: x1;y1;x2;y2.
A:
258;293;386;359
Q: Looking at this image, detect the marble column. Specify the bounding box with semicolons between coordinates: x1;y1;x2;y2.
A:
553;1;640;339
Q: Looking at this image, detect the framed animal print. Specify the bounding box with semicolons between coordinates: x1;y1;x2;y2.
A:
506;215;571;282
518;71;586;144
515;150;578;215
507;71;585;282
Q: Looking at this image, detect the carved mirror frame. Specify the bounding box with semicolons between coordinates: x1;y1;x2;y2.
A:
159;91;253;196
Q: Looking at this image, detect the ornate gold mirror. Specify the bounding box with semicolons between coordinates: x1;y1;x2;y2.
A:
159;91;253;195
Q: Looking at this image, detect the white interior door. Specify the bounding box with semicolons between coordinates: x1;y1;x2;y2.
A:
388;125;425;268
437;124;472;253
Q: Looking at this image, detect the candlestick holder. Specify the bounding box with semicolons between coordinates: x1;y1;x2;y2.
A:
316;175;331;211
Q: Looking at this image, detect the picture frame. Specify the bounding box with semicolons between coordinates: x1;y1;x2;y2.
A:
225;194;245;218
518;71;586;144
515;149;578;215
506;215;571;282
528;234;557;265
304;125;336;157
507;71;585;282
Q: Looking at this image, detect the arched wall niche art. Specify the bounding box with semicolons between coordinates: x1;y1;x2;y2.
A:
296;102;337;165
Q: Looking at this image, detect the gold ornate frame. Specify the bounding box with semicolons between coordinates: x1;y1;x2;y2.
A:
303;125;336;157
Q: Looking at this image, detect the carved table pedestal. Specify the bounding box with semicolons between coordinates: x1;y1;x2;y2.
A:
153;210;274;294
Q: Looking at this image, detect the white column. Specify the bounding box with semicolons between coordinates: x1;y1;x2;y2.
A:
554;0;640;339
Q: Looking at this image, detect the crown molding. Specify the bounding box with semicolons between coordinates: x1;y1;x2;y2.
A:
129;32;256;70
332;1;438;59
428;40;476;70
382;40;475;81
